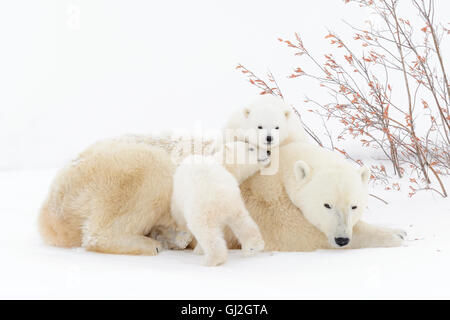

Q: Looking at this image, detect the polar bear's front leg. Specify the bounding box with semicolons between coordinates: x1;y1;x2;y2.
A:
349;221;406;249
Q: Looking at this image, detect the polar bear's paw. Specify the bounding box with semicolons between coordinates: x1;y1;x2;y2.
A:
395;229;407;241
153;243;163;255
376;227;407;247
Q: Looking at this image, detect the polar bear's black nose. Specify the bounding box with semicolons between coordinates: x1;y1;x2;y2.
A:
266;135;273;143
335;237;350;247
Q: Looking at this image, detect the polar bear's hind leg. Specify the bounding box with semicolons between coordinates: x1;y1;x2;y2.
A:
83;231;162;255
38;203;82;248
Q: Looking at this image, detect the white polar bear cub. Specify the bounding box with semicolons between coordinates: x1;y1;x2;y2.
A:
225;95;307;148
171;141;270;266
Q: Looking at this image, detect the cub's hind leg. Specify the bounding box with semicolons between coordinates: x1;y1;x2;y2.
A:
227;202;265;255
187;214;228;266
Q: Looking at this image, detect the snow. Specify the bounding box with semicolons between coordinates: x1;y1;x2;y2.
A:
1;169;449;299
1;0;450;300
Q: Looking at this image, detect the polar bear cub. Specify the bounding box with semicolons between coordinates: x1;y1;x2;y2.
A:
171;141;270;266
224;95;307;148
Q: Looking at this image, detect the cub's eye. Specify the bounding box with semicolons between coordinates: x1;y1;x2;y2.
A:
324;203;331;209
351;206;357;210
249;147;255;152
275;126;279;130
258;126;263;129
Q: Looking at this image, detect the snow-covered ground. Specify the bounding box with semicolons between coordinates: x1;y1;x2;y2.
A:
1;169;449;299
1;0;449;300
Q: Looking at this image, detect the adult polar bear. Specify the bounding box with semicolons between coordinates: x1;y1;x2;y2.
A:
128;133;405;251
39;133;405;253
242;141;405;251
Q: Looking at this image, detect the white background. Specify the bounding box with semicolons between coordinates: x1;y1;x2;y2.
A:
4;0;449;170
0;0;449;299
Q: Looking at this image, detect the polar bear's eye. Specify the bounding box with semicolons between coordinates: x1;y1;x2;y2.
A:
351;205;357;210
275;126;279;130
258;126;263;129
249;147;255;152
324;203;331;209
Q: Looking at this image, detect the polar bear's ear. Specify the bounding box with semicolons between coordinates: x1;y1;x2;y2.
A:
293;160;310;182
359;166;370;184
284;109;291;119
243;108;251;118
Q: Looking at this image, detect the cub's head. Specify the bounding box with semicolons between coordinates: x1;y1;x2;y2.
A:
282;150;370;248
226;96;291;148
217;141;271;182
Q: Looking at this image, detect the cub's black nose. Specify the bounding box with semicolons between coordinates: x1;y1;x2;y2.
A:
266;135;273;143
335;237;350;247
267;150;271;156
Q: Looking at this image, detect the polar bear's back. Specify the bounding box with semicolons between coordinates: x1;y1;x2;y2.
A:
286;141;356;172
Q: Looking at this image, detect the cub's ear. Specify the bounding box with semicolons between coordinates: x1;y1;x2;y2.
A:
284;109;291;119
243;107;251;118
293;160;310;182
359;166;370;184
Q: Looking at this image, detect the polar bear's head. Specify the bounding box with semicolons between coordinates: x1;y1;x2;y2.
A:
216;141;271;183
281;144;370;248
225;96;291;148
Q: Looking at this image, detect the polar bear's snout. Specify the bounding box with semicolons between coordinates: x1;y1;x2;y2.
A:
334;237;350;247
329;211;354;248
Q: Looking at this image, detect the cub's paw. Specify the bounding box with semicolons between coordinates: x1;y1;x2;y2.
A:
193;245;204;255
204;253;227;267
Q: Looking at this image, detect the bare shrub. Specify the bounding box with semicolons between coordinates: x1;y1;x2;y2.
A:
237;0;449;197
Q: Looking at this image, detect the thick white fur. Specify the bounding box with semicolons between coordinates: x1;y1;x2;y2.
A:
39;135;406;255
224;95;307;148
279;142;406;248
38;141;179;255
171;141;269;266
